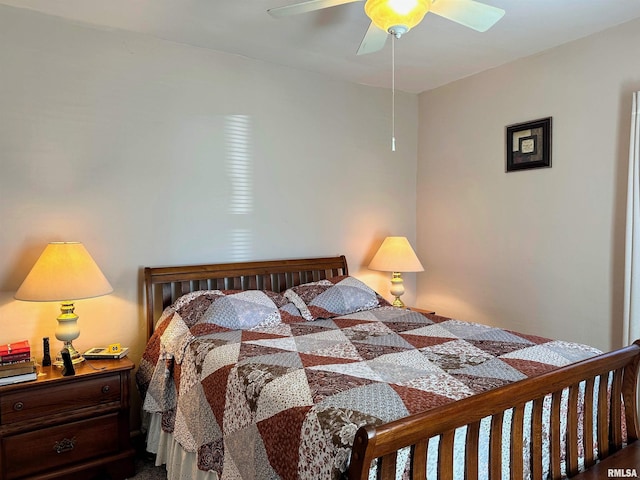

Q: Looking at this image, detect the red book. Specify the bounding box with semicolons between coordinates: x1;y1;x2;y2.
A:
0;351;32;364
0;340;30;356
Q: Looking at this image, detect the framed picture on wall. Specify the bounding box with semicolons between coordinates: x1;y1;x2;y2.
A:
506;117;552;172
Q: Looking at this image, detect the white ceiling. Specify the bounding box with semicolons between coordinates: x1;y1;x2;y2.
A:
3;0;640;94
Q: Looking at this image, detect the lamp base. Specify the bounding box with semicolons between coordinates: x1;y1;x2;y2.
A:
391;296;405;308
389;272;406;308
54;302;85;366
53;341;85;366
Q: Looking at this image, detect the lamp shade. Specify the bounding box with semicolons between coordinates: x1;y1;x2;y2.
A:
368;236;424;272
15;242;113;302
365;0;431;34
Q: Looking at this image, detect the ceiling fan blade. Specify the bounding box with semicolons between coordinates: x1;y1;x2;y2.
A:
267;0;362;18
357;21;389;56
430;0;505;32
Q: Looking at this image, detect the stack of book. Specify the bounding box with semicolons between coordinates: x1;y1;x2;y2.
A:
0;340;37;386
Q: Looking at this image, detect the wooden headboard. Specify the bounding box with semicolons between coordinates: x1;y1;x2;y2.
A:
144;255;348;339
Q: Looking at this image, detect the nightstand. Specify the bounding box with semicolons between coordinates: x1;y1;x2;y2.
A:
0;358;135;480
409;307;436;315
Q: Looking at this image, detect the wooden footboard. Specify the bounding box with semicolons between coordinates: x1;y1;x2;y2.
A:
348;340;640;480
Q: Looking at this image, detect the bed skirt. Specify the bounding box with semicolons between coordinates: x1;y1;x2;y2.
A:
146;413;218;480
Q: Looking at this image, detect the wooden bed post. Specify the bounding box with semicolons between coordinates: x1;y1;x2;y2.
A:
349;427;377;480
623;339;640;442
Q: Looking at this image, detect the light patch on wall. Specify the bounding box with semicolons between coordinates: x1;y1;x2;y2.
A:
225;115;253;260
226;115;252;215
229;229;253;261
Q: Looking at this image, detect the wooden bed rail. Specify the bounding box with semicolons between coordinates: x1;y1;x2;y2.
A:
144;256;348;339
348;340;640;480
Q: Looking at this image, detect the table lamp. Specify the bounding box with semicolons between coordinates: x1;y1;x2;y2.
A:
368;236;424;308
15;242;113;364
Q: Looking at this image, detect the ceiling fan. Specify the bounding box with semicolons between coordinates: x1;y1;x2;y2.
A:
267;0;505;55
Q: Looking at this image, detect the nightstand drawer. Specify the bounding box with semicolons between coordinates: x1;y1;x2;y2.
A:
3;413;119;479
0;374;121;424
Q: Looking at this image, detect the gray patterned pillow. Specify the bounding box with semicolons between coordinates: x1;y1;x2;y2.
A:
284;275;381;321
200;290;283;330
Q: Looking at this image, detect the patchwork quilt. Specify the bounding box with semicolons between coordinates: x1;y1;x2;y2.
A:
136;280;601;480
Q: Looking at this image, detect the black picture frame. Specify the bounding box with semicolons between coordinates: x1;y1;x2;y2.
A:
506;117;552;172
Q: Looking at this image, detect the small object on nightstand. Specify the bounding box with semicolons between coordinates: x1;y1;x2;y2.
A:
0;369;37;386
42;337;51;367
60;348;75;376
0;340;31;364
84;346;129;360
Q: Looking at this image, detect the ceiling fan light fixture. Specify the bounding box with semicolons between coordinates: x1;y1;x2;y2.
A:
365;0;431;37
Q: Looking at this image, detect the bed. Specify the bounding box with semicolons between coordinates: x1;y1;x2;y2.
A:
136;255;640;480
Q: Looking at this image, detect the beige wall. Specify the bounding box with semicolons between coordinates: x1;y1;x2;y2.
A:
416;18;640;351
0;4;418;395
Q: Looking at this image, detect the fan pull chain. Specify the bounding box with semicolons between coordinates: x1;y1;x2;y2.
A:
392;34;396;152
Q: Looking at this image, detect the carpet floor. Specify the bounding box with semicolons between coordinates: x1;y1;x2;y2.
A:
127;451;167;480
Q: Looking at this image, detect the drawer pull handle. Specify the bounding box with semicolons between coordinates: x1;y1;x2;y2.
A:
102;385;110;394
13;401;24;411
54;437;76;454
